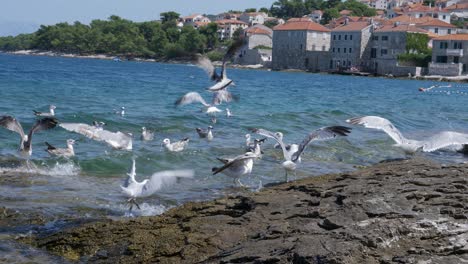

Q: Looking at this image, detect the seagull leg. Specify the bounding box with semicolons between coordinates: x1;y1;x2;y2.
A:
237;178;245;187
284;170;289;183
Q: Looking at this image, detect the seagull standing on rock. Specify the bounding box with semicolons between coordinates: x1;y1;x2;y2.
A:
251;126;351;182
212;152;259;187
121;159;194;212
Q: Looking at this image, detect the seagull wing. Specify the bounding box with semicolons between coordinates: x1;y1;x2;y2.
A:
140;170;194;197
196;55;220;81
0;116;25;139
60;123;100;140
251;128;291;160
212;152;258;175
292;126;351;162
95;130;132;149
221;39;244;78
212;89;234;105
346;116;406;144
175;92;209;107
421;131;468;152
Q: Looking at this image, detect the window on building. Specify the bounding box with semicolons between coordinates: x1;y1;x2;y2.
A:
381;49;388;56
419;14;423;18
345;35;347;40
348;60;351;66
371;48;377;58
448;29;452;34
330;60;333;69
333;47;335;52
443;15;446;19
305;58;309;67
338;48;340;53
344;48;346;53
373;36;378;41
300;44;303;50
322;45;326;51
338;35;341;40
350;35;353;40
439;42;448;49
435;28;439;34
382;36;388;41
464;64;467;72
436;56;448;63
312;44;316;50
349;48;352;53
454;56;460;63
333;35;336;40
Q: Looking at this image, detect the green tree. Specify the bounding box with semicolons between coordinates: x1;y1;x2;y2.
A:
259;7;270;14
178;26;206;53
321;8;339;24
199;22;219;49
160;11;180;23
245;8;257;12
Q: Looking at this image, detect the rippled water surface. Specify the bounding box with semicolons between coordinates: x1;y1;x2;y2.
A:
1;53;467;261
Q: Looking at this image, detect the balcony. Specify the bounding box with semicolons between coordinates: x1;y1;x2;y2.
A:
446;49;463;56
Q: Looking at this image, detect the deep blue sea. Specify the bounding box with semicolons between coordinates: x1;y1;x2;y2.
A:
0;53;467;261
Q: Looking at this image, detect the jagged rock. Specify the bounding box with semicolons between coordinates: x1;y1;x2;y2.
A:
16;158;468;263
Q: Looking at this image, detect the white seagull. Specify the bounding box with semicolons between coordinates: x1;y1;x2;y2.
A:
59;122;132;150
45;139;75;158
212;151;259;186
115;107;125;116
251;126;351;181
347;116;468;153
246;138;267;157
195;39;244;92
121;159;194;211
0;116;58;157
33;105;56;117
273;132;302;163
163;137;189;152
226;108;233;118
141;127;154;141
175;91;235;115
196;126;213;141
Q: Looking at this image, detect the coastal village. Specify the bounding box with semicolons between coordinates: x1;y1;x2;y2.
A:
176;0;468;77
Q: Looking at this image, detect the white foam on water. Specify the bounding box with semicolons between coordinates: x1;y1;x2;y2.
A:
0;162;80;177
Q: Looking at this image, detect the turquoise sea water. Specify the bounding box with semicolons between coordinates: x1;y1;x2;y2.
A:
0;53;467;261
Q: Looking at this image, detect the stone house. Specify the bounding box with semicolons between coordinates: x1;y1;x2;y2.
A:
215;20;248;40
401;3;451;23
417;18;457;35
235;25;273;66
370;0;389;10
239;12;268;26
369;24;430;75
182;14;211;26
429;34;468;75
215;13;240;21
330;21;374;70
445;3;468;19
272;18;331;71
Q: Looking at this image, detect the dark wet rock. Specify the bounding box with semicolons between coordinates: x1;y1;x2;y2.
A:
21;158;468;263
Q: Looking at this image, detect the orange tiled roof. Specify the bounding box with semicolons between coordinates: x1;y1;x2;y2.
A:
340;10;352;15
388;15;455;28
332;21;371;31
375;24;430;33
418;18;457;28
445;3;468;10
183;14;202;19
194;22;210;27
434;34;468;40
274;18;331;31
245;25;273;35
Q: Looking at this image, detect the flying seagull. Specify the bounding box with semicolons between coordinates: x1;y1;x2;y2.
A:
196;126;213;141
33;105;56;117
45;139;75;158
212;151;259;187
59;122;132;150
175;91;236;115
347;116;468;153
0;116;58;156
195;39;244;92
251;126;351;182
141;127;154;141
121;159;194;212
163;137;189;152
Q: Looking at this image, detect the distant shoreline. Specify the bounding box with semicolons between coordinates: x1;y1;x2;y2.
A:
3;50;468;82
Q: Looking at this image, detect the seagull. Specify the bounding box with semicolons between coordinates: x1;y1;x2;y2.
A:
115;107;125;116
45;139;75;158
163;138;189;152
347;116;468;153
212;152;259;186
59;122;132;150
195;39;244;92
251;126;351;182
33;105;56;117
121;159;194;212
175;91;235;115
141;127;154;141
92;121;106;130
0;116;58;156
196;126;213;141
246;138;267;157
226;108;233;118
273;132;301;162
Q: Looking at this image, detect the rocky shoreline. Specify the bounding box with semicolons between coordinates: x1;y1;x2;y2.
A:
5;158;464;263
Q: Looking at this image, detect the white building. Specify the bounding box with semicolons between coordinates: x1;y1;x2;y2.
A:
215;19;248;40
239;12;268;26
